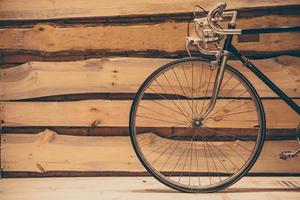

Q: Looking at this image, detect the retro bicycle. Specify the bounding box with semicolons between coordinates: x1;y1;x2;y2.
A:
129;3;300;192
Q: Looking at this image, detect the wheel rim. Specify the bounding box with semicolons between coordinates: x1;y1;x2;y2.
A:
130;58;265;192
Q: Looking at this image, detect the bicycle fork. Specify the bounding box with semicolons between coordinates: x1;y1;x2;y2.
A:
200;51;229;120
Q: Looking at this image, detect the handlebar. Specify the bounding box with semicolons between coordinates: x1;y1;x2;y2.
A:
207;3;241;35
185;3;242;57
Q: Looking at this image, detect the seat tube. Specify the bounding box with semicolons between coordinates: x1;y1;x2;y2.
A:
200;51;229;119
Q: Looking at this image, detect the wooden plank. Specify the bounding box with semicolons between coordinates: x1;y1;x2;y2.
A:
1;130;300;175
1;3;299;63
0;17;299;61
0;0;299;20
1;99;299;128
0;57;169;100
1;56;299;101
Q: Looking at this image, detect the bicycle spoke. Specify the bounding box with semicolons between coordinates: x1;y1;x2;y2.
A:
147;137;179;163
220;74;233;92
207;100;252;120
194;63;204;117
189;140;193;186
170;128;197;181
136;115;189;127
138;104;189;125
162;72;193;119
177;128;197;183
153;79;192;122
172;68;194;115
220;81;242;98
205;138;221;182
182;64;193;99
208;139;240;171
137;124;192;147
223;142;247;161
203;138;211;184
206;140;230;176
147;87;192;121
204;90;249;120
178;139;193;183
159;136;185;171
193;139;201;185
203;109;256;123
147;98;192;121
199;69;214;116
200;124;254;152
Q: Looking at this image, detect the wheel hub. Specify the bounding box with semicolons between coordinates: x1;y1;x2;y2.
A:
192;118;203;127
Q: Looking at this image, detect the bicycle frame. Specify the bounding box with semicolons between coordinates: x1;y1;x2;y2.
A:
224;25;300;115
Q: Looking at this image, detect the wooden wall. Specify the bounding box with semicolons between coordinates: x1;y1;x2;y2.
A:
0;0;300;177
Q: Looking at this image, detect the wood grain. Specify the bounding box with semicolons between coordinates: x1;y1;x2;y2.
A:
1;99;299;128
1;130;300;175
0;0;299;20
1;56;299;101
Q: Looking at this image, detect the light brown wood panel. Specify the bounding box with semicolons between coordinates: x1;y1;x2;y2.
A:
0;18;299;55
1;130;300;174
0;57;170;100
1;99;299;128
1;56;299;100
0;0;298;20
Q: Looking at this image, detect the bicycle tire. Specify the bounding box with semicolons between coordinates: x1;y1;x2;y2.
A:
129;57;266;192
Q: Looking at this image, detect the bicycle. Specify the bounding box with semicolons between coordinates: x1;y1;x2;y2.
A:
129;3;300;192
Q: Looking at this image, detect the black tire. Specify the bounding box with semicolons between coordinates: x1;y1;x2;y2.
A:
129;57;266;192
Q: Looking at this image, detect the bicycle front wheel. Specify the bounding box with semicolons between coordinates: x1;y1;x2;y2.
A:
129;58;266;192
